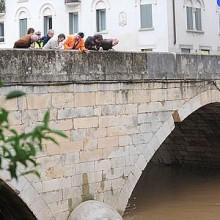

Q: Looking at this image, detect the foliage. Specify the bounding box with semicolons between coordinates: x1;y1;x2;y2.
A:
0;90;67;180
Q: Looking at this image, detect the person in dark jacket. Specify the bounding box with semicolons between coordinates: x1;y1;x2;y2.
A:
101;38;119;51
13;34;38;48
40;29;54;46
85;34;103;51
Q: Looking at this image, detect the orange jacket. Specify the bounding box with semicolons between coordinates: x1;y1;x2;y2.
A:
64;35;86;51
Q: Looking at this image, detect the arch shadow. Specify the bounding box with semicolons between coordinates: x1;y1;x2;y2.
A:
0;179;36;220
117;89;220;214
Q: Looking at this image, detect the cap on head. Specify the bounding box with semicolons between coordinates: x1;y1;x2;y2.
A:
78;32;84;38
58;33;66;39
94;34;103;41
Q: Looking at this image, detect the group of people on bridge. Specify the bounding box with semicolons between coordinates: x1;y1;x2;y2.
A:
13;28;119;53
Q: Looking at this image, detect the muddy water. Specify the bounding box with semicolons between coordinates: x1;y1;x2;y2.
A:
124;164;220;220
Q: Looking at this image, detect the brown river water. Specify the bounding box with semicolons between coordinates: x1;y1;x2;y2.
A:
124;164;220;220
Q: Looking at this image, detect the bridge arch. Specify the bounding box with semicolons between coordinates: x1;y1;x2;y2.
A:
117;88;220;214
0;178;36;219
0;174;54;220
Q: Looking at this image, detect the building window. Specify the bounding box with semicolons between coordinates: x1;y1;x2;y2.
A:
96;9;106;32
218;14;220;33
0;22;4;42
186;1;203;31
195;8;202;30
44;16;52;35
140;3;153;29
141;48;153;52
200;49;210;55
69;12;78;34
19;18;27;37
181;48;191;54
186;7;193;30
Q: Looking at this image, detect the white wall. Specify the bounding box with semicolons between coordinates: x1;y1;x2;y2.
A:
0;0;219;53
169;0;220;54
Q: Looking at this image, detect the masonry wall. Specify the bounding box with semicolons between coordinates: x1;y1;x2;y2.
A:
1;51;220;219
0;80;220;220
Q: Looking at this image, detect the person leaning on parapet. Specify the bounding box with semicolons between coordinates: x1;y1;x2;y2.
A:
27;27;35;34
101;38;119;51
43;34;66;49
64;32;87;52
40;29;54;46
13;34;39;48
85;34;103;51
31;31;43;48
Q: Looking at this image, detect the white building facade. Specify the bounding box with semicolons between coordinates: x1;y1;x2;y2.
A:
0;0;220;53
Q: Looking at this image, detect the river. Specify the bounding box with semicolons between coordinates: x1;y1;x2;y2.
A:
124;163;220;220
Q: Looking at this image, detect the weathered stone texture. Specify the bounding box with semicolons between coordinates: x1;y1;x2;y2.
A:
1;51;220;220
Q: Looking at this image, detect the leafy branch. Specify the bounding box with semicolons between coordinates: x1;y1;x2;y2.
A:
0;90;67;180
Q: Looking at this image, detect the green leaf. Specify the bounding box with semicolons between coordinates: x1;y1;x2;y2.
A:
6;91;25;100
43;111;50;127
51;129;68;138
43;136;59;145
21;170;40;178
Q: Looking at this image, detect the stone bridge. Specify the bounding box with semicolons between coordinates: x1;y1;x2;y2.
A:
0;50;220;219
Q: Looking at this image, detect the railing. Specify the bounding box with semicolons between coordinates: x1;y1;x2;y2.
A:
0;0;5;14
64;0;81;4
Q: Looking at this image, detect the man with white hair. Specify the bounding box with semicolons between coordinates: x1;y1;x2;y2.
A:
43;34;66;49
13;34;39;48
41;29;55;46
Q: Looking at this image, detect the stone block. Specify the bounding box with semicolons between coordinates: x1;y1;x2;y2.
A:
95;159;111;172
115;90;133;104
75;92;96;107
27;94;51;109
80;149;103;162
119;135;133;146
74;117;98;129
48;85;74;93
52;93;74;108
0;96;18;110
75;162;95;174
96;91;116;105
9;111;22;125
38;108;57;121
132;132;153;145
50;119;73;130
42;178;63;192
106;167;124;180
60;140;84;153
98;136;118;149
83;138;98;150
132;90;151;103
42;190;63;203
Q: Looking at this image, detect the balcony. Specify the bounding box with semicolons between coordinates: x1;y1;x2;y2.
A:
0;0;5;15
64;0;81;6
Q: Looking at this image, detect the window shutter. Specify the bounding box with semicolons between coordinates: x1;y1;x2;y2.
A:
195;8;202;31
140;4;152;29
19;18;27;37
96;9;106;32
69;13;73;34
186;7;193;30
0;23;4;42
69;12;79;34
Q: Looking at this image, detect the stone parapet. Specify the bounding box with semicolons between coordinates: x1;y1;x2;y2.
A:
1;50;220;84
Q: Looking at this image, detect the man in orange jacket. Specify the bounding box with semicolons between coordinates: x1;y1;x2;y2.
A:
64;32;87;52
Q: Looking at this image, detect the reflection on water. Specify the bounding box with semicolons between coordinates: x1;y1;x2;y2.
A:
124;163;220;220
